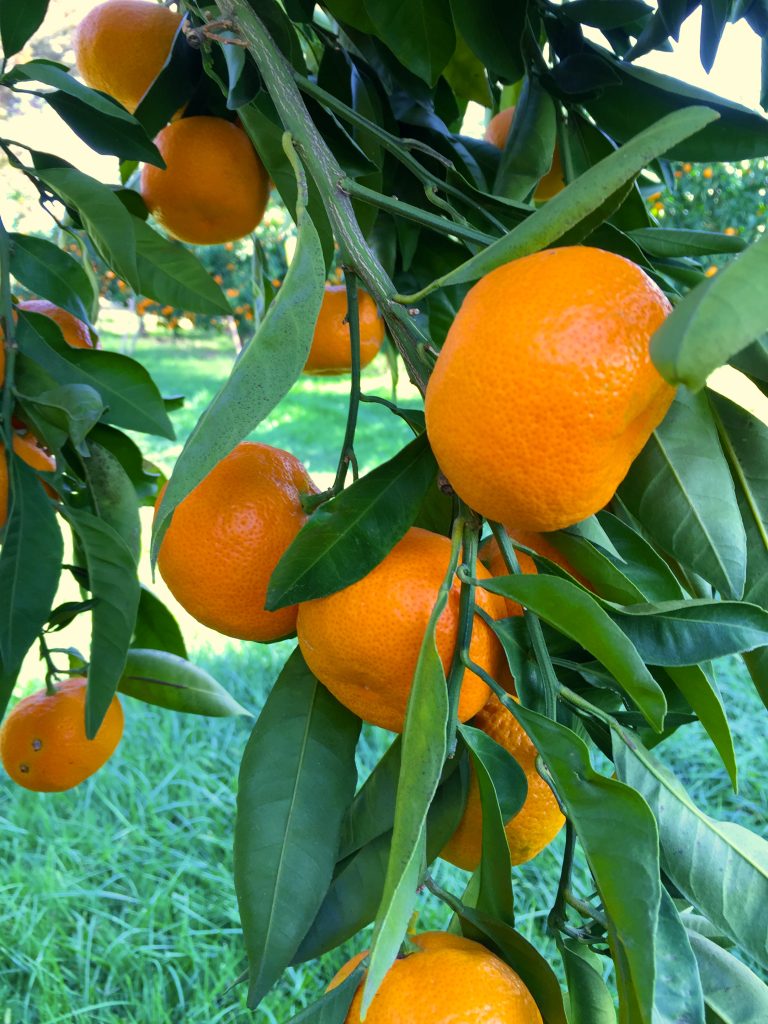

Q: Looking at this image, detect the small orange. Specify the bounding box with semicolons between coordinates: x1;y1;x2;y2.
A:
297;527;506;733
303;285;385;375
74;0;181;113
724;227;737;236
702;166;713;179
705;265;718;277
140;117;270;245
17;299;96;348
156;442;317;641
683;162;693;172
0;677;124;792
1;430;57;529
484;107;564;201
441;693;564;870
425;246;674;532
328;930;543;1023
479;530;588;617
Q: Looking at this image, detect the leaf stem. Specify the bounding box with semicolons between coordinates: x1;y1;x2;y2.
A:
332;269;362;492
548;819;576;934
489;521;559;719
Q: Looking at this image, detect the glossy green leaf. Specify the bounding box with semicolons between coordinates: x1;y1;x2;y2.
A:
15;377;104;452
9;233;95;322
494;77;557;201
560;938;617;1024
63;507;140;738
132;586;186;658
363;0;455;85
268;433;437;610
629;227;747;258
235;649;361;1008
0;0;47;57
481;574;667;730
449;0;525;81
651;235;768;390
561;0;653;28
88;424;161;506
0;460;62;710
619;389;747;600
32;165;139;288
653;888;705;1024
151;148;325;565
16;309;175;438
46;89;163;163
687;931;768;1024
614;733;768;968
287;964;364;1024
339;738;403;859
81;444;141;565
595;511;686;602
663;665;736;788
501;700;660;1021
119;649;249;717
134;16;201;136
442;32;492;106
541;530;647;604
422;106;718;292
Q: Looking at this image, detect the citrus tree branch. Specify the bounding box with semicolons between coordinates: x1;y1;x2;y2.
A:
214;0;433;393
0;217;16;453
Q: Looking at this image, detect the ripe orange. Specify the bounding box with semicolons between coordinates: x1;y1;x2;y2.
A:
297;527;506;733
480;531;589;617
303;285;385;375
0;431;57;530
425;247;674;532
156;442;316;641
484;107;565;201
17;299;95;348
0;677;124;792
328;930;543;1023
442;693;564;870
702;166;713;179
140;118;270;245
74;0;181;113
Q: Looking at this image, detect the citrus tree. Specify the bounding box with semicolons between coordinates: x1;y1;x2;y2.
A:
2;1;768;1021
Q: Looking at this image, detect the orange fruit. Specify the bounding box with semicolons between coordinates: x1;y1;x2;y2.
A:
140;118;270;245
480;530;589;617
0;431;57;530
425;246;674;532
484;107;564;201
705;265;718;278
0;677;124;792
702;166;713;179
442;693;564;870
328;930;543;1023
156;442;316;641
303;285;385;375
74;0;181;113
297;527;506;733
17;299;95;348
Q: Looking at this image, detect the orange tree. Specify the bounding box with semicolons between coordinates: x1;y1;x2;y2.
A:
2;1;768;1021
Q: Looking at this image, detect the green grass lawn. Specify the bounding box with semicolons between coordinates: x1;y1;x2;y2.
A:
1;329;765;1022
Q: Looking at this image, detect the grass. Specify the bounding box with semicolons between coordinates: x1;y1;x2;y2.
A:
1;328;766;1021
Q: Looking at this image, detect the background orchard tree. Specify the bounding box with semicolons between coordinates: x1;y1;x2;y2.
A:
1;1;768;1022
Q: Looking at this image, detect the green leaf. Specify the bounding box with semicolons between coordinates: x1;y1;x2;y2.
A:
364;0;455;85
663;665;736;788
14;376;104;451
560;938;617;1024
629;227;747;258
9;232;95;322
88;424;161;506
286;964;365;1024
619;389;747;600
595;511;686;602
0;459;62;710
540;530;648;605
32;165;139;288
614;733;768;969
0;0;47;58
687;931;768;1024
502;701;660;1022
494;77;557;201
118;649;249;717
46;89;162;164
131;216;232;316
268;433;437;609
420;106;718;293
651;235;768;390
16;309;175;439
449;0;525;81
482;575;667;730
442;33;492;107
132;587;186;659
653;888;705;1024
134;16;201;136
234;649;361;1008
361;548;452;1014
63;507;140;738
81;443;141;565
561;0;653;28
339;738;403;859
151;148;325;565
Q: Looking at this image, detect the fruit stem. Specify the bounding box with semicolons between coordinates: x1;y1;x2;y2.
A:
548;819;576;935
38;635;60;695
0;216;16;457
446;513;480;755
489;522;559;720
218;0;432;394
332;269;362;492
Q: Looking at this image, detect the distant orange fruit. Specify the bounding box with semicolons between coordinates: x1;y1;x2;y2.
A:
297;527;505;732
140;117;270;245
16;299;95;348
0;430;57;529
303;285;385;375
705;265;718;277
442;693;565;870
0;677;124;792
702;166;713;179
425;246;674;532
74;0;181;113
724;227;737;236
484;107;564;201
329;931;543;1023
683;162;693;172
156;442;317;641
